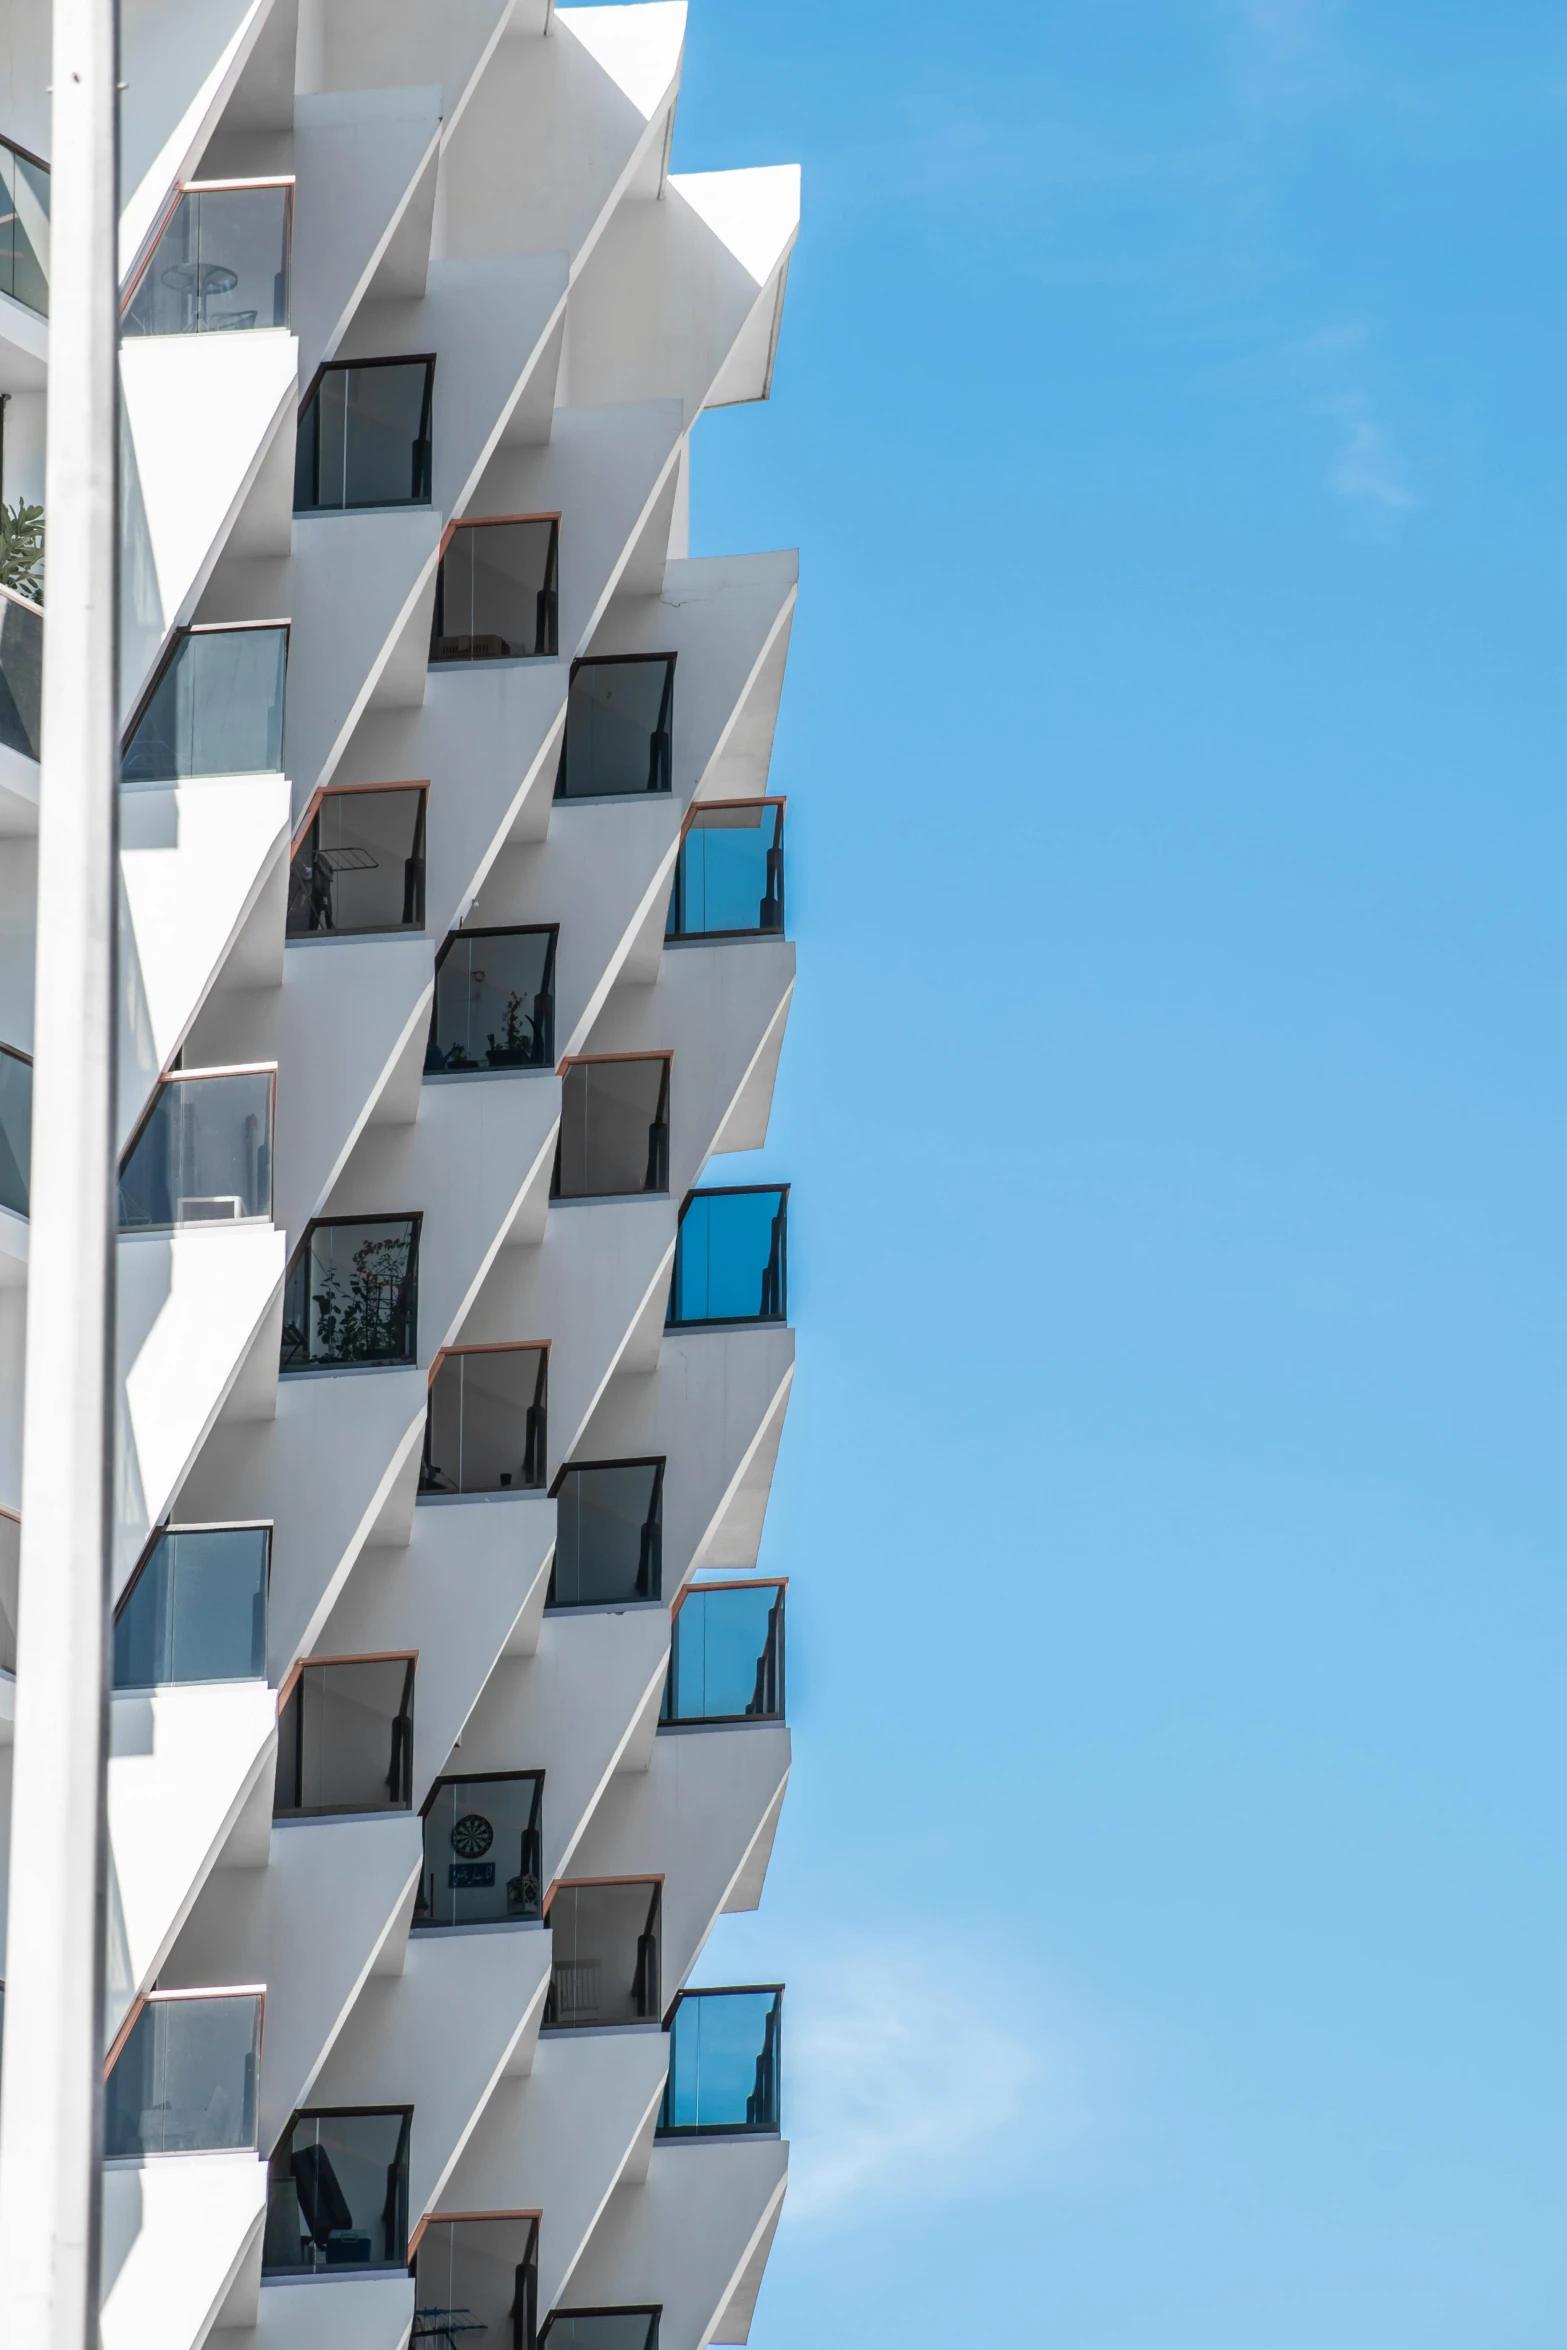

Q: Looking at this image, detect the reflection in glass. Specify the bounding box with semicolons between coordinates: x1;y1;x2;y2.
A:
0;135;50;315
431;518;558;661
287;786;426;936
422;1347;547;1496
544;1881;660;2030
121;182;290;336
281;1214;420;1370
549;1460;663;1609
539;2315;659;2350
667;1187;787;1327
666;802;784;939
415;1772;544;1929
0;1043;30;1216
427;927;556;1073
658;1988;782;2136
0;586;42;761
662;1583;784;1725
553;1058;669;1199
275;1656;415;1817
295;357;434;511
113;1525;269;1689
416;2215;539;2350
121;625;288;784
104;1993;261;2159
118;1069;273;1228
263;2107;412;2273
556;657;674;799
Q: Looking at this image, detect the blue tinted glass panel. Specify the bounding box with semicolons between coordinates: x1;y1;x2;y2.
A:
668;1189;786;1326
121;184;290;336
114;1526;269;1688
0;1046;29;1216
104;1995;260;2158
118;1070;273;1228
664;1584;783;1723
667;804;783;938
659;1990;781;2134
122;626;287;783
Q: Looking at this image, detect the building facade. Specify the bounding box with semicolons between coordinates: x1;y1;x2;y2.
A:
0;6;800;2346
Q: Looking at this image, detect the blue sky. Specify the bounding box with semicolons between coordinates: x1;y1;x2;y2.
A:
673;4;1567;2344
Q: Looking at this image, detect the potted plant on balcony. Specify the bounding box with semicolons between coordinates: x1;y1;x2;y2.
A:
0;499;43;603
484;990;541;1069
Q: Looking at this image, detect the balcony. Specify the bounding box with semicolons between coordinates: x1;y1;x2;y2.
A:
414;1771;544;1929
263;2106;412;2274
118;1066;274;1229
657;1988;782;2138
661;1582;784;1727
121;179;291;336
287;784;426;937
113;1524;269;1689
427;925;556;1074
553;1056;669;1201
666;800;784;940
274;1654;416;1818
295;355;435;512
0;1041;29;1215
420;1344;547;1496
0;133;49;316
555;655;674;800
543;1880;661;2030
666;1186;787;1328
280;1214;421;1372
415;2214;538;2350
539;2315;659;2350
0;583;41;761
120;622;288;785
548;1459;663;1608
430;517;558;663
104;1990;261;2160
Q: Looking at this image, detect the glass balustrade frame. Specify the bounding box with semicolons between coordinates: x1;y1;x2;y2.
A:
295;352;436;513
537;2310;661;2350
113;1519;272;1690
280;1211;422;1372
265;2103;414;2275
274;1651;417;1819
542;1877;663;2032
120;618;290;785
413;2212;540;2350
427;923;558;1075
657;1985;784;2139
430;513;560;664
546;1455;665;1610
667;1183;789;1329
0;130;50;317
0;583;43;762
0;1038;31;1218
555;653;676;801
104;1986;264;2162
117;1061;276;1230
660;1577;786;1728
420;1343;549;1497
287;780;428;938
120;174;293;336
552;1053;671;1202
414;1769;545;1931
665;797;786;942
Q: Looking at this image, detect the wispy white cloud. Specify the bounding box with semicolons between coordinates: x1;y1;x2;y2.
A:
1322;389;1418;516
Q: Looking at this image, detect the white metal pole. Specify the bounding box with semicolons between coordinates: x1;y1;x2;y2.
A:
0;0;120;2340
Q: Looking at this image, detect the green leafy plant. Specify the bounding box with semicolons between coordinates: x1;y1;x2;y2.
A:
310;1232;414;1362
0;500;43;604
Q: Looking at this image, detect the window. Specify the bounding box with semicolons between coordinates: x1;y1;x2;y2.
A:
555;656;674;800
263;2107;412;2274
658;1988;782;2137
553;1057;669;1200
275;1655;416;1818
113;1524;269;1690
538;2315;660;2350
431;517;558;662
286;785;426;937
543;1881;660;2030
121;623;288;785
421;1346;547;1495
0;134;49;317
0;1042;29;1217
548;1460;663;1608
667;1186;787;1327
117;1067;274;1229
415;1772;544;1929
295;355;434;511
666;800;784;940
427;926;556;1074
661;1581;784;1726
417;2216;539;2350
281;1214;420;1371
121;179;291;336
104;1991;262;2160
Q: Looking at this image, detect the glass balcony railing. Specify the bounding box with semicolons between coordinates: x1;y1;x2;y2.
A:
667;1186;787;1328
548;1459;663;1609
0;1041;30;1216
661;1581;784;1727
121;623;287;785
539;2314;659;2350
295;355;434;513
543;1880;660;2031
118;1066;274;1229
0;1509;17;1676
555;656;674;801
0;133;49;316
104;1991;261;2160
658;1987;782;2138
427;925;556;1074
666;800;784;940
415;1771;543;1930
416;2215;538;2350
275;1655;416;1818
113;1524;269;1690
0;583;42;762
122;179;291;337
431;517;558;663
263;2107;412;2274
553;1056;669;1200
287;784;426;937
421;1345;547;1496
281;1214;421;1372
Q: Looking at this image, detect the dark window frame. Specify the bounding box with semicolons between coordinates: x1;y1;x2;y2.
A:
414;1767;546;1931
667;1182;790;1330
666;796;786;942
287;779;429;940
294;351;436;513
431;513;560;664
428;922;559;1074
657;1983;784;2131
274;1650;418;1819
267;2102;414;2274
555;651;677;802
660;1576;787;1729
420;1341;549;1496
537;2311;661;2350
545;1453;665;1609
551;1052;671;1202
280;1209;424;1373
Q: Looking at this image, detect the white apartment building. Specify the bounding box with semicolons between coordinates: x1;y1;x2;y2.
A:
0;7;800;2347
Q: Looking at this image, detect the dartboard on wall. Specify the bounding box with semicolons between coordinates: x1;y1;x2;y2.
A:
451;1812;495;1859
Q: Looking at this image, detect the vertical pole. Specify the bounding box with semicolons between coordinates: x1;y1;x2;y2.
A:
0;0;120;2341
